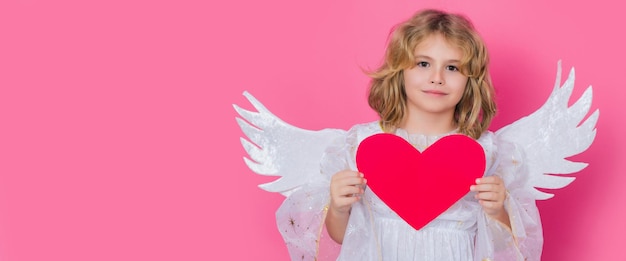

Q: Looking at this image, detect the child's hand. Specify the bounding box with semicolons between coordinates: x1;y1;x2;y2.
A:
470;176;508;221
329;170;367;215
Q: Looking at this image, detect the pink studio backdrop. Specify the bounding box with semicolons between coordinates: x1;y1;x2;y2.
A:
0;0;623;260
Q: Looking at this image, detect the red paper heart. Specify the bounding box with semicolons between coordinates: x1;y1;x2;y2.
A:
356;133;485;231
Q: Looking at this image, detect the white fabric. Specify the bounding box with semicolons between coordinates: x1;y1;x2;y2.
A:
236;63;598;260
277;121;543;261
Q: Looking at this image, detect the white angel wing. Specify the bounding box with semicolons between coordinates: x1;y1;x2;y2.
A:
233;91;347;197
495;61;599;200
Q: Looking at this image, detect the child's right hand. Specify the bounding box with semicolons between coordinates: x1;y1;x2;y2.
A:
329;170;367;215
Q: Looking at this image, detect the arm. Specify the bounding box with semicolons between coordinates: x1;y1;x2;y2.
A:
325;170;366;244
473;134;543;261
471;176;511;229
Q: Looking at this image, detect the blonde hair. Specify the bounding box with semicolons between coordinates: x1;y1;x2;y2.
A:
367;9;496;139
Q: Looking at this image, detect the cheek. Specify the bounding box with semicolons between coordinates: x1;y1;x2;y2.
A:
403;69;428;86
450;77;468;92
454;75;469;86
453;80;469;102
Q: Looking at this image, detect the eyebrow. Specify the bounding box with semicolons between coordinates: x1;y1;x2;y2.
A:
414;55;461;64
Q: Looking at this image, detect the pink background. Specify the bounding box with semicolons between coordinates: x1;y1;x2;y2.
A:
0;0;623;260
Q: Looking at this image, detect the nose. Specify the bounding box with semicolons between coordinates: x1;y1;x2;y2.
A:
430;70;444;85
430;80;443;85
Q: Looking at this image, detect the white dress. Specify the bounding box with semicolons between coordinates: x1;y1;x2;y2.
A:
276;121;543;261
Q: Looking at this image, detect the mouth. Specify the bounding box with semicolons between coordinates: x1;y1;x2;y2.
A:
423;90;447;96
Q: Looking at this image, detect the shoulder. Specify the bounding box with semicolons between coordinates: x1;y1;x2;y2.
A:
476;130;522;161
476;131;496;150
476;131;498;173
347;121;383;143
478;130;521;158
478;131;527;186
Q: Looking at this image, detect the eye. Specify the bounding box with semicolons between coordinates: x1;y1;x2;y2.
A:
417;61;429;67
446;65;459;71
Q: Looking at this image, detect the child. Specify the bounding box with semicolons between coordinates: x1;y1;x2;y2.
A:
236;7;596;261
323;9;542;260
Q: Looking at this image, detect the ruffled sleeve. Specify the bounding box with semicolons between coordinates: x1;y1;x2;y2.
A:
333;123;380;261
274;125;356;260
474;132;544;261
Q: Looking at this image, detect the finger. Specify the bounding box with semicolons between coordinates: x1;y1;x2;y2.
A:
470;183;500;193
475;191;502;202
333;189;363;202
332;170;360;182
331;186;362;199
337;186;363;197
336;176;366;187
479;200;498;209
334;196;361;207
476;176;502;185
339;170;362;178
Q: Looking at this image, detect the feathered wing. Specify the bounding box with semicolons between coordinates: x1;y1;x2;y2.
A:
234;91;347;197
234;91;347;259
495;61;599;200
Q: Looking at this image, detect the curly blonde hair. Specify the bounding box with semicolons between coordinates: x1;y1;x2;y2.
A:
368;9;496;139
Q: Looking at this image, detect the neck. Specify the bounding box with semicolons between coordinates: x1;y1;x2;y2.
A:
399;110;457;135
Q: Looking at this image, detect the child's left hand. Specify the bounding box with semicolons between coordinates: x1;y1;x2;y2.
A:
470;176;508;221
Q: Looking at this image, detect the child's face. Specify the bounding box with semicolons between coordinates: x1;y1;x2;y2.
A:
403;34;468;120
